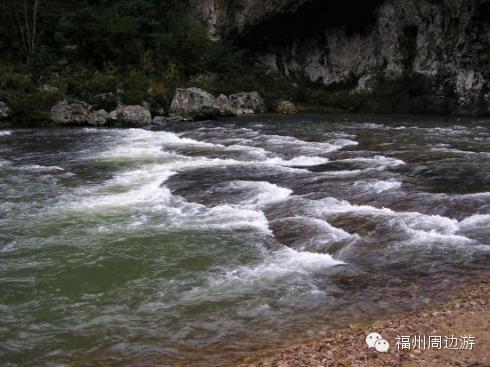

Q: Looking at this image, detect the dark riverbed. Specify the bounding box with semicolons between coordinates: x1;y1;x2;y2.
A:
1;114;489;366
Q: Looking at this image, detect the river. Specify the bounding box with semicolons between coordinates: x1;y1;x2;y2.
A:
1;114;489;366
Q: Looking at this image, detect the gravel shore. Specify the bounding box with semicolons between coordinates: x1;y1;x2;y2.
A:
240;278;489;367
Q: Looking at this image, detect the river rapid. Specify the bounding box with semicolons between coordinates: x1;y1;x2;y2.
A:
1;114;489;366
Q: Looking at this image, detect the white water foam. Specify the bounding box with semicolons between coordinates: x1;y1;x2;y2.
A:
1;241;16;253
339;155;405;168
430;147;490;158
349;123;385;129
71;167;175;210
265;156;329;166
273;216;357;247
320;169;365;177
253;134;358;155
459;214;490;231
300;196;473;246
49;129;350;236
0;130;12;136
91;129;220;161
177;246;344;306
57;128;484;244
20;164;65;172
224;181;292;208
458;214;490;247
457;192;490;199
354;179;402;194
54;158;276;234
92;129;328;169
207;247;343;290
189;205;271;233
223;144;270;160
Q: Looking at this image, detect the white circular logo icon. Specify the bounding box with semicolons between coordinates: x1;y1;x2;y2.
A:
374;339;390;353
366;332;390;353
366;332;382;348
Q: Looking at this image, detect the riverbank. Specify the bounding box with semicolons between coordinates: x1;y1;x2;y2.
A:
241;278;489;367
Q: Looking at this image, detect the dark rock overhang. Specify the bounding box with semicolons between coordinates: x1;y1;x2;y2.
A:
223;0;386;49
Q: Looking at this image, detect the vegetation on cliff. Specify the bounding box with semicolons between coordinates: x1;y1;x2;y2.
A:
0;0;299;125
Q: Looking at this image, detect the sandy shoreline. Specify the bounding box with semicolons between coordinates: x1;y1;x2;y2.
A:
239;278;489;367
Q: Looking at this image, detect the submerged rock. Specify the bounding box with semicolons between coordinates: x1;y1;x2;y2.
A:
277;100;298;114
229;91;266;115
152;116;167;126
0;101;10;120
170;87;221;120
50;100;109;125
109;105;152;125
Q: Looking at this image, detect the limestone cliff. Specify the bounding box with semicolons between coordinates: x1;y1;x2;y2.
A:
191;0;308;40
192;0;490;115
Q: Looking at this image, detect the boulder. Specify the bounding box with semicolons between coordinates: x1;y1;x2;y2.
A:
91;109;110;125
109;105;152;125
277;100;298;114
170;87;220;120
50;100;109;126
216;94;236;115
229;92;266;115
0;102;10;120
152;116;167;126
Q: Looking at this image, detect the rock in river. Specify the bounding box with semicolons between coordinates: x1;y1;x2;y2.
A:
170;87;221;120
170;88;267;120
50;100;109;125
109;105;152;126
229;91;266;115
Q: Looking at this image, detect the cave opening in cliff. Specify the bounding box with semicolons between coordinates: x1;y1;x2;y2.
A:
235;0;385;49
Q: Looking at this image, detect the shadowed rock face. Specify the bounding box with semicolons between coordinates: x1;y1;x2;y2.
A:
191;0;310;40
192;0;490;116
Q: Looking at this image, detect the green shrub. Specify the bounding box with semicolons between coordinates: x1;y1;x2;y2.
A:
5;89;63;126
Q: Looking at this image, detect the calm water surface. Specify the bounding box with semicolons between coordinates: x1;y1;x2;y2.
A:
0;115;489;366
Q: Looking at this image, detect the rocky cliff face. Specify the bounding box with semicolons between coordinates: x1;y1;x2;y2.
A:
191;0;309;40
192;0;490;115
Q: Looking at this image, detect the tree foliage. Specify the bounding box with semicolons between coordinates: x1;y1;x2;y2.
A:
0;0;294;125
0;0;220;72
